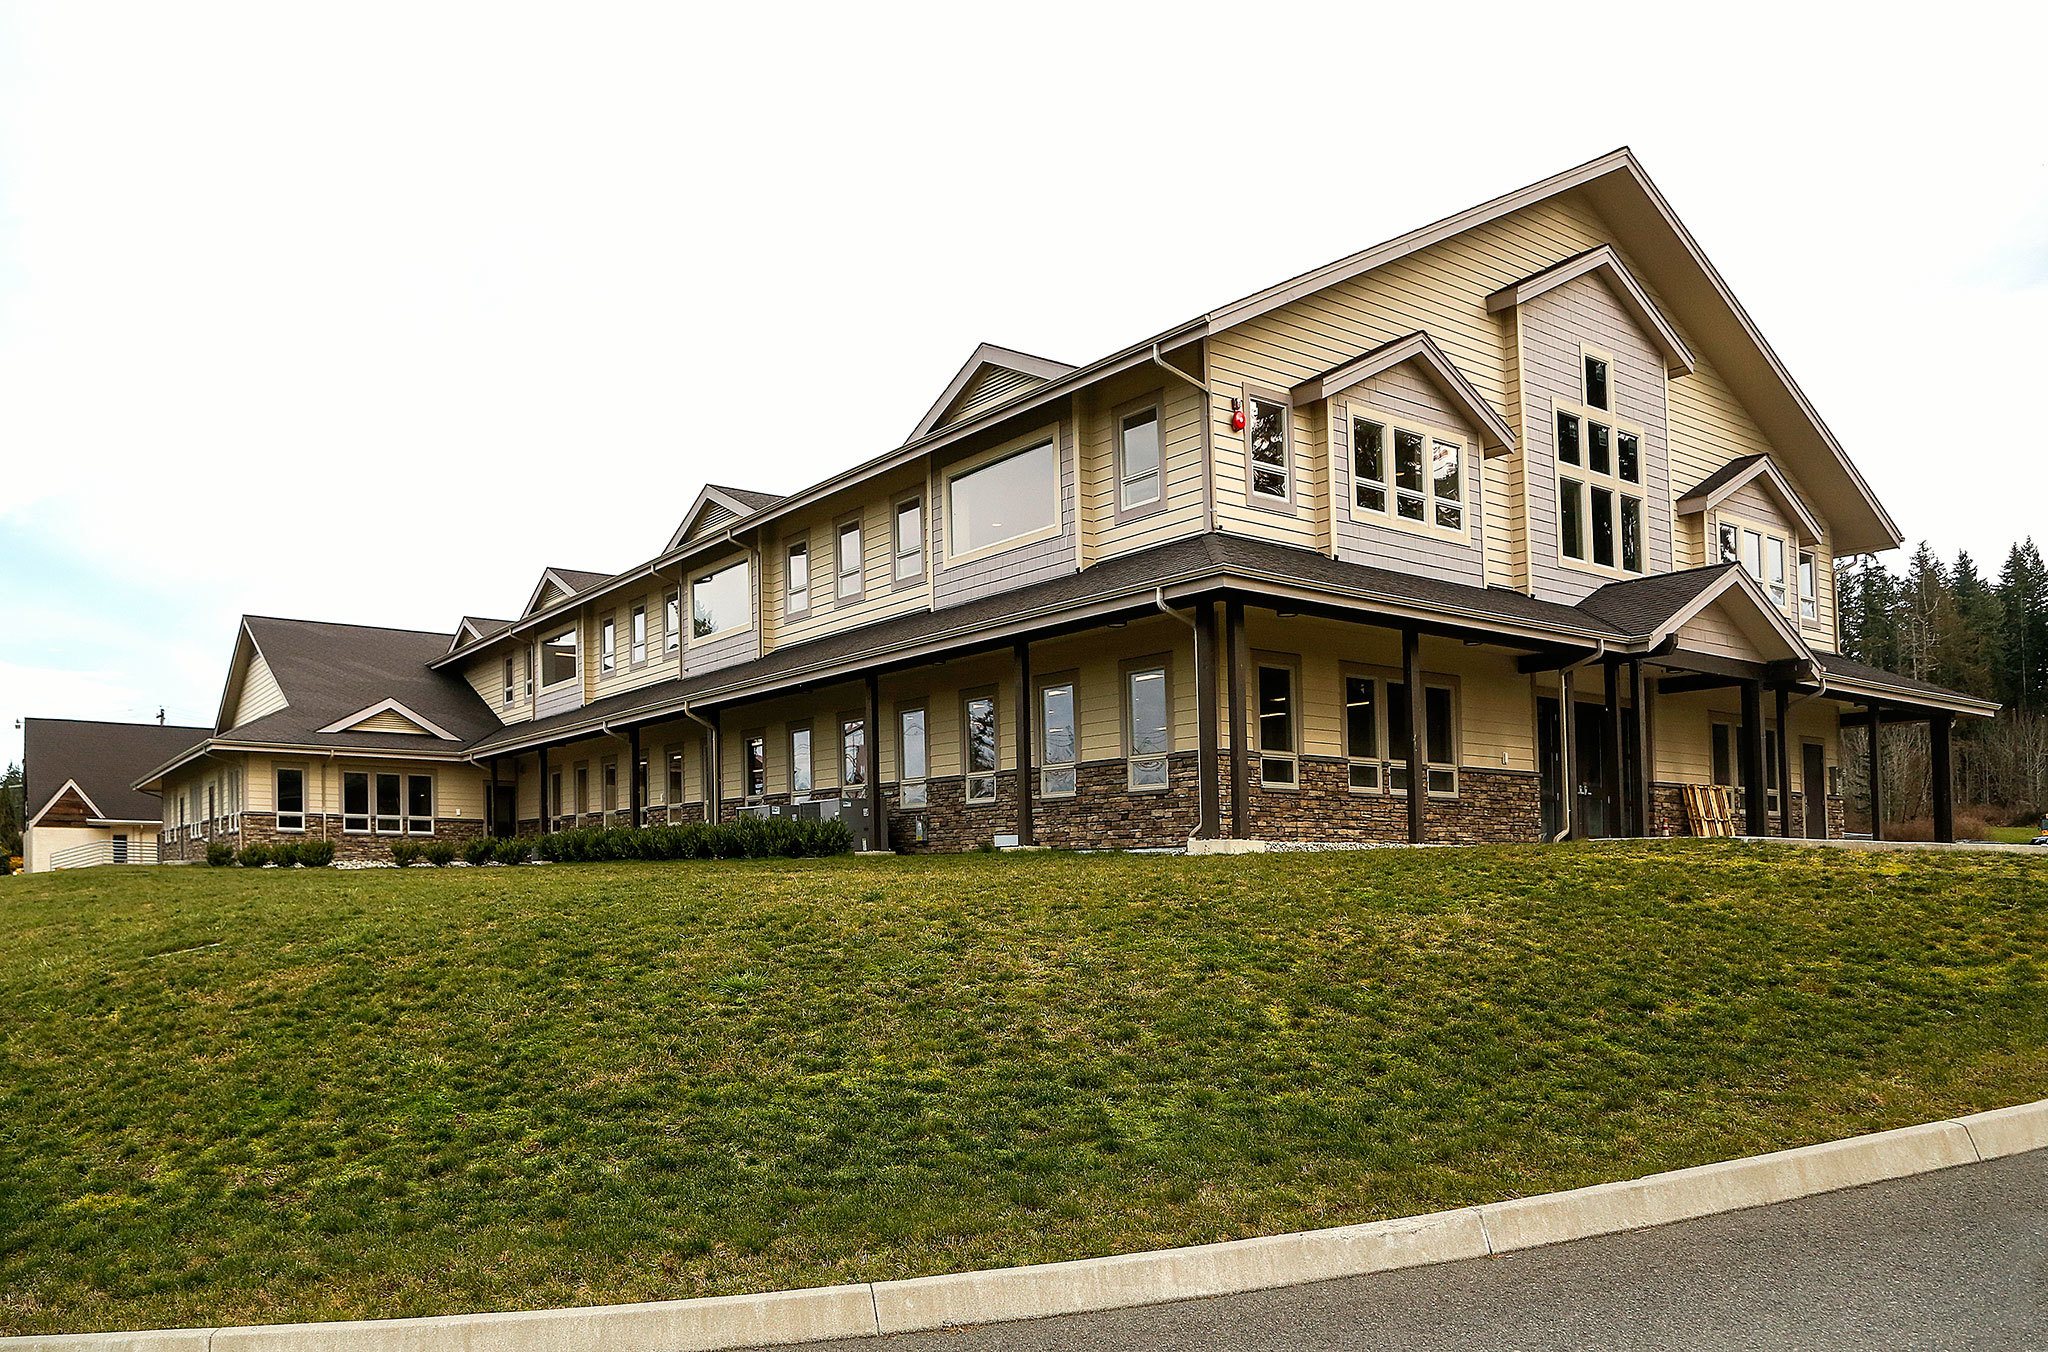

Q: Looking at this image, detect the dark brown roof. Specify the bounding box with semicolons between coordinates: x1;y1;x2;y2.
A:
1577;565;1740;636
460;615;515;638
219;616;500;751
1675;454;1770;505
704;485;786;513
1812;651;1997;709
548;568;612;594
25;718;211;823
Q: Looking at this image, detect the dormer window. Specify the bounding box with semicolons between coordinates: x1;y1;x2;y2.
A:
1718;519;1798;617
1555;400;1644;575
1799;551;1819;621
539;629;577;688
1351;413;1464;533
692;559;751;638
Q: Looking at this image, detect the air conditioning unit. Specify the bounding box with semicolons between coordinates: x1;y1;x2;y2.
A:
735;803;773;821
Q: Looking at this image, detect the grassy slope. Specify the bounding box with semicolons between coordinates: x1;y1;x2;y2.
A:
2;844;2044;1334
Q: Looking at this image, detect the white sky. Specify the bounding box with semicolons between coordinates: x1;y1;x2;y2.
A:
2;1;2044;769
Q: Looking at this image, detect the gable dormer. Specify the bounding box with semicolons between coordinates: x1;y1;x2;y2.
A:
910;343;1077;440
316;698;460;740
665;484;784;553
522;567;609;618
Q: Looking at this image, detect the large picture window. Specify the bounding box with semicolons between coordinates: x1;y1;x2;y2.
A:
947;435;1059;559
692;559;751;638
1555;401;1644;575
540;629;577;688
1039;680;1077;798
275;767;305;832
1351;413;1462;532
898;707;927;807
963;690;998;804
1387;680;1458;796
1125;664;1169;791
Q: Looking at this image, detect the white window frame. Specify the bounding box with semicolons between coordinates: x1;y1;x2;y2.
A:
1243;388;1292;507
785;539;811;619
836;517;865;602
1346;406;1468;539
630;604;647;667
1799;550;1819;622
691;558;752;640
962;687;999;805
1553;398;1647;578
275;766;307;832
664;590;680;652
343;770;371;833
1037;677;1078;799
1114;394;1165;515
501;656;515;706
942;425;1064;566
600;616;617;673
373;771;404;835
1716;513;1799;619
789;723;814;797
1123;660;1171;792
1343;665;1461;798
1254;657;1298;789
742;733;766;801
406;773;434;836
893;498;924;584
667;751;685;807
1342;667;1381;792
897;705;927;807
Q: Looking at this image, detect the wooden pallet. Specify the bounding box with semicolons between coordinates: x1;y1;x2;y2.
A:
1683;783;1737;837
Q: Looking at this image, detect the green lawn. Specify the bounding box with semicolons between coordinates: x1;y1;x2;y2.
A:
1985;824;2043;844
3;844;2044;1335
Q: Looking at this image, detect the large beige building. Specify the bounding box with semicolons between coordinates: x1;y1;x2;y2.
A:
138;149;1991;859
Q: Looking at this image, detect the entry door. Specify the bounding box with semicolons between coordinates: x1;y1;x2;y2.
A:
491;785;517;837
1802;743;1827;838
1537;698;1564;839
1574;707;1608;838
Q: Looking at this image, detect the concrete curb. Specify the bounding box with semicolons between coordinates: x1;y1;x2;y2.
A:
9;1101;2042;1351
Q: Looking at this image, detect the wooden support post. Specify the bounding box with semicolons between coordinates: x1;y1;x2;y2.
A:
1775;684;1794;839
1403;626;1425;845
1194;601;1221;838
1013;639;1033;846
705;716;721;825
1931;710;1954;843
1601;659;1624;839
1740;679;1767;836
1866;702;1884;841
864;671;887;851
488;759;500;838
627;726;642;827
1629;657;1652;837
1226;599;1249;840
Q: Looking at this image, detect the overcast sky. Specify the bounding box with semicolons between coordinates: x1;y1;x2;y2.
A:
3;1;2044;769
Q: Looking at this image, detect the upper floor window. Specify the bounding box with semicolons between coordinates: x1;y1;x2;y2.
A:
664;590;680;652
600;616;617;673
630;605;647;666
1719;519;1796;616
501;656;514;705
894;499;923;583
539;629;577;688
1351;414;1463;533
1039;679;1077;798
1583;350;1611;411
786;541;810;617
963;690;999;804
1125;664;1169;791
692;559;751;638
1246;393;1290;503
946;434;1060;560
837;519;864;602
1799;551;1819;622
1556;404;1644;575
1118;401;1163;512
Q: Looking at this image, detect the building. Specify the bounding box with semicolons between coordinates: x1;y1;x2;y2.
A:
137;149;1993;860
23;718;211;871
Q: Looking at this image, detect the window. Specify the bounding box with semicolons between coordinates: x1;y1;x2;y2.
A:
344;772;370;832
1712;721;1734;788
786;541;810;617
1350;414;1463;532
1555;399;1644;574
575;764;590;816
1039;680;1077;797
837;519;864;601
375;772;402;834
1256;663;1296;787
1246;394;1289;502
407;775;433;835
668;751;684;805
600;616;617;673
540;629;577;688
630;605;647;665
636;758;648;822
602;760;618;815
947;435;1060;558
502;657;515;705
1720;518;1798;617
111;833;128;863
841;716;866;788
1713;717;1780;812
788;725;813;796
894;499;923;582
1431;434;1466;529
1344;674;1380;790
1387;680;1458;796
550;769;565;827
1118;403;1163;511
1584;351;1610;410
1125;665;1169;791
206;784;216;836
898;707;927;807
693;560;751;638
1352;416;1387;513
963;690;998;804
1799;551;1819;621
276;767;305;832
665;590;680;651
1766;536;1789;610
743;735;766;799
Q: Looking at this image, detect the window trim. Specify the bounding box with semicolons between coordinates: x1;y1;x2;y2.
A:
1552;397;1648;580
961;685;1000;806
1799;549;1819;623
941;423;1065;566
788;721;814;798
1715;510;1800;619
601;757;619;819
895;702;928;808
599;615;617;674
1581;341;1615;412
501;656;515;706
405;773;435;837
1112;391;1168;520
667;749;685;807
784;536;811;619
892;496;925;587
1252;652;1301;790
741;731;767;802
691;556;753;641
1343;402;1470;541
835;513;866;604
664;589;681;653
838;711;867;791
630;604;647;667
373;770;404;835
1034;672;1079;800
538;627;578;690
1120;655;1174;793
1343;664;1462;799
274;764;307;832
1242;384;1295;511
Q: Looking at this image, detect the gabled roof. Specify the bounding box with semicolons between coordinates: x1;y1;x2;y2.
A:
23;717;211;825
315;697;462;741
909;343;1079;441
1485;244;1695;375
1584;563;1811;663
522;567;612;618
448;616;515;654
1291;331;1517;456
665;484;787;553
1675;453;1826;543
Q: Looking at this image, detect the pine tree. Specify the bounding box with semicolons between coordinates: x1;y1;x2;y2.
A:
1900;543;1949;683
0;761;21;859
1997;540;2048;716
1948;552;2000;701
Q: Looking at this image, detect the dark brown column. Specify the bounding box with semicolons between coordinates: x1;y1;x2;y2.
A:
1561;668;1580;840
537;745;549;830
1774;685;1794;839
1403;626;1425;844
1013;639;1033;847
488;759;500;838
1601;660;1624;839
627;726;643;826
1226;598;1249;840
1194;601;1221;838
1740;679;1767;836
1866;702;1884;841
1629;657;1652;837
864;671;887;851
1931;710;1954;844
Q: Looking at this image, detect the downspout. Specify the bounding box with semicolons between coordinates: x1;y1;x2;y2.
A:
1154;587;1211;845
681;700;718;823
1549;640;1609;843
1150;341;1214;535
599;718;635;825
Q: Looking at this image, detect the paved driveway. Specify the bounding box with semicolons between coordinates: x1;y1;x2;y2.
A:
775;1151;2047;1350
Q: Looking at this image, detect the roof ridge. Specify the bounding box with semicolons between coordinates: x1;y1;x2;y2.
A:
243;613;455;640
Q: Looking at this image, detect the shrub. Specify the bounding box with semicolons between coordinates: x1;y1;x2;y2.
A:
464;838;497;865
525;815;852;865
492;837;529;865
424;841;458;867
390;841;422;867
205;841;236;867
270;841;301;868
237;844;273;869
297;839;335;868
0;854;11;876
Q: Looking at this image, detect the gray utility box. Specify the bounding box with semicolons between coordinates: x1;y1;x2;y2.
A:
734;794;875;851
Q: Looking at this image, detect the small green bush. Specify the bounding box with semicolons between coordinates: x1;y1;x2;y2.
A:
297;840;335;868
237;844;273;868
270;841;301;868
205;842;236;867
464;838;497;865
390;841;422;867
492;837;529;865
424;841;457;867
527;816;852;865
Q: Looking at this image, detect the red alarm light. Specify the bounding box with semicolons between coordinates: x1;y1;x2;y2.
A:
1230;398;1246;432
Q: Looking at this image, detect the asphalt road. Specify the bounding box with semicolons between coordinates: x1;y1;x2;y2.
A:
779;1151;2047;1351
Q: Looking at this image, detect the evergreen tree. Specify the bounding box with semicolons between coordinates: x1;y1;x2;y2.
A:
0;761;21;859
1899;543;1949;682
1997;540;2048;715
1948;551;2000;701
